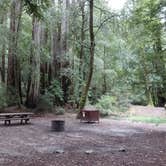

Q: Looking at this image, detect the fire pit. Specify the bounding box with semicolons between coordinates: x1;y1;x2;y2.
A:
51;120;65;132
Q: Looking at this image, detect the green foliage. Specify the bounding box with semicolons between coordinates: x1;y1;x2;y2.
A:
96;95;117;116
129;92;148;106
23;0;51;18
128;116;166;124
38;80;64;111
48;80;64;104
0;84;7;108
96;94;129;116
55;107;65;115
38;91;54;111
0;0;165;110
0;84;21;108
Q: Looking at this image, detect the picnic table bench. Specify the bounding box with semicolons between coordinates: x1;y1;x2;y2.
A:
0;112;34;125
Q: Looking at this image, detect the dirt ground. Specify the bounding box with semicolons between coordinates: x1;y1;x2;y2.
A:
129;105;166;117
0;112;166;166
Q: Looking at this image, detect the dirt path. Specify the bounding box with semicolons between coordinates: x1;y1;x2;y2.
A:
0;114;165;166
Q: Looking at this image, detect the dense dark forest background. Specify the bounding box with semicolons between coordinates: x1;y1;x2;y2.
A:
0;0;165;115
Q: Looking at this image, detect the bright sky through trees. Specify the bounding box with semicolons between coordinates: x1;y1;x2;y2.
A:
107;0;127;11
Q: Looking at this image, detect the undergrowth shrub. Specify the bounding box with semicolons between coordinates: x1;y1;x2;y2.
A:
37;80;63;112
0;84;7;109
95;94;130;116
38;91;54;111
130;93;147;106
48;79;64;104
55;107;65;115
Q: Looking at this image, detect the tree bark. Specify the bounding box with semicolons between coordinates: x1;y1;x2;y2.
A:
7;0;23;105
1;44;6;83
49;0;62;84
102;46;107;94
79;0;95;110
0;14;6;83
61;0;69;56
153;31;166;106
60;0;71;103
40;24;49;93
78;0;85;99
26;16;41;108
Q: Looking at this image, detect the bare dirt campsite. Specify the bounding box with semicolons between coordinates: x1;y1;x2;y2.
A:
0;106;166;166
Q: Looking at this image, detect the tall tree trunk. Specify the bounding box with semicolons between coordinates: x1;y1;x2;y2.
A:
61;0;69;56
79;0;95;110
7;0;23;105
140;49;154;106
1;44;6;83
51;23;61;79
49;0;62;84
0;14;6;83
26;16;41;108
153;30;166;106
78;0;85;99
60;0;71;103
49;0;71;104
102;46;107;94
40;24;49;93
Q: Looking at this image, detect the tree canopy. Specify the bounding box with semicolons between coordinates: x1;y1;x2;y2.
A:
0;0;165;113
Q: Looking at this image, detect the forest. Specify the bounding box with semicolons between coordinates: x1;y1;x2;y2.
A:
0;0;165;115
0;1;166;166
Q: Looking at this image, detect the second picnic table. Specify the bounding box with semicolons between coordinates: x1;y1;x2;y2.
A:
0;112;33;125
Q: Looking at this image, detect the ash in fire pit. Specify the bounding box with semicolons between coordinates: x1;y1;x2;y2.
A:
51;120;65;132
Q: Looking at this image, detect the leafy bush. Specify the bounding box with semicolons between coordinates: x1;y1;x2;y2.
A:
38;80;63;112
95;95;117;116
55;107;65;115
38;91;54;111
37;80;64;112
130;93;147;106
48;79;64;104
96;94;129;116
0;84;26;108
0;84;7;108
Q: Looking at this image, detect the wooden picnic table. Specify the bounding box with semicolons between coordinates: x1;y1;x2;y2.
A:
0;112;34;125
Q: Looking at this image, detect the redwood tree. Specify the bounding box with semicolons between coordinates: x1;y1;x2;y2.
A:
26;16;41;108
0;14;7;83
79;0;95;109
7;0;23;105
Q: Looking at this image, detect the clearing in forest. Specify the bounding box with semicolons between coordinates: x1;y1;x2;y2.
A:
0;108;165;166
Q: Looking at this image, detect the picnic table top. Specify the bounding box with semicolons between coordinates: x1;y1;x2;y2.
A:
0;112;34;116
